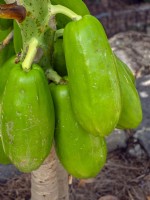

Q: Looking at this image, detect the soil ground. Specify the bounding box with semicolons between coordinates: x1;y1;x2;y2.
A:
0;146;149;200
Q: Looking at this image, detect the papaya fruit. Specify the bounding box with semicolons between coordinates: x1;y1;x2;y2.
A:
0;56;16;100
115;56;142;129
0;57;16;145
50;83;107;178
52;38;67;76
0;57;16;165
114;54;135;84
63;15;121;137
1;62;55;172
51;0;90;28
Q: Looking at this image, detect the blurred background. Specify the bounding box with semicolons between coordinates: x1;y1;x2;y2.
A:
85;0;150;37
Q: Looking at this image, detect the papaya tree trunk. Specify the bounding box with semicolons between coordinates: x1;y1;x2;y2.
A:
31;147;59;200
31;146;69;200
56;159;69;200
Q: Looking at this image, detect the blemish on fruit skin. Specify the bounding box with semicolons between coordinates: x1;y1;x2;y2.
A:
16;111;22;117
6;121;14;144
20;89;25;94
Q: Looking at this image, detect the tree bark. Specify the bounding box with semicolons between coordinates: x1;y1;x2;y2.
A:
56;159;69;200
31;147;59;200
31;146;69;200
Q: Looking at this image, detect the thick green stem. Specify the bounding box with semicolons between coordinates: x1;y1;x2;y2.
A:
22;37;39;71
50;4;82;21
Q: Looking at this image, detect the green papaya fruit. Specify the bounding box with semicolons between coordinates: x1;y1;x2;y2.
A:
115;56;142;129
63;15;121;137
1;62;55;172
0;56;16;101
13;20;23;54
0;137;10;164
51;0;90;28
50;83;107;178
114;54;135;84
52;38;67;76
0;57;16;140
0;39;15;66
0;57;15;165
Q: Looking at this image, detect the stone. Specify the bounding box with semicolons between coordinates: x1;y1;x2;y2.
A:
136;75;150;130
134;74;150;157
128;143;146;159
106;130;128;152
99;195;119;200
109;31;150;77
134;129;150;157
0;164;22;183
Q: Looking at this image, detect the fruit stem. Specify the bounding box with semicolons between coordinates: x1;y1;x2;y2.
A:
50;4;82;21
22;37;39;72
46;68;65;84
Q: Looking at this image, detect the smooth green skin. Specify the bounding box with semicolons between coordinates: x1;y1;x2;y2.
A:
0;57;16;165
13;20;23;54
0;39;15;66
52;41;135;81
52;38;67;76
0;57;15;164
0;57;15;95
114;54;135;84
0;56;16;101
115;57;142;129
1;63;55;172
50;83;107;179
63;15;121;137
0;137;10;164
51;0;90;29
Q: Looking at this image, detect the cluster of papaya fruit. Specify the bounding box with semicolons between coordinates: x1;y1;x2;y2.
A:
0;0;142;179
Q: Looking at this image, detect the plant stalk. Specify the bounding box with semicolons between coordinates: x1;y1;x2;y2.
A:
50;4;82;21
22;37;39;71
